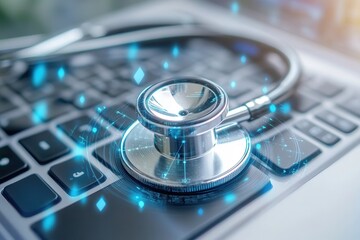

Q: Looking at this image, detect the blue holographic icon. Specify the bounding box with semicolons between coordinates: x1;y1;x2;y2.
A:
133;67;145;85
96;197;106;212
197;208;204;216
138;200;145;209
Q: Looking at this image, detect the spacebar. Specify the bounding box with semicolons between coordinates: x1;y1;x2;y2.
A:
32;165;271;240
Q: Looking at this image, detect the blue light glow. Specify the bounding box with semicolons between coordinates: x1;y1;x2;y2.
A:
57;67;65;81
269;104;277;113
255;143;262;150
230;81;236;89
163;61;169;70
42;213;56;232
224;193;236;204
280;102;291;115
78;95;86;106
97;106;106;113
128;44;138;60
133;67;145;85
96;197;106;212
80;196;87;204
262;86;268;94
240;55;247;64
92;127;98;133
70;186;79;196
197;208;204;216
32;64;47;87
73;146;85;156
172;45;179;58
231;2;239;14
33;101;48;122
138;200;145;209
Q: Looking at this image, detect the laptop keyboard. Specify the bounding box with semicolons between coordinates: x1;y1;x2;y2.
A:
0;37;359;239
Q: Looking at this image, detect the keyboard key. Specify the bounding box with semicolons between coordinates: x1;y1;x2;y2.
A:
58;115;110;147
294;120;340;146
0;97;16;115
305;78;343;97
20;130;70;164
316;110;357;133
3;174;60;217
32;166;271;240
254;130;321;175
240;113;291;137
99;103;137;130
339;94;360;118
103;80;132;98
69;91;102;110
33;99;73;122
93;141;122;174
49;157;106;196
21;83;69;102
1;113;36;135
0;146;28;183
290;93;319;113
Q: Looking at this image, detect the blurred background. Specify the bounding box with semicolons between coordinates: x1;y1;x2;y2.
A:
0;0;360;58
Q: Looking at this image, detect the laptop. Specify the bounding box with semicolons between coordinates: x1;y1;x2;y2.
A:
0;1;359;239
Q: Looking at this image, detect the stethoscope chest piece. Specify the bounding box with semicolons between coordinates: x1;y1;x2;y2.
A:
120;77;251;193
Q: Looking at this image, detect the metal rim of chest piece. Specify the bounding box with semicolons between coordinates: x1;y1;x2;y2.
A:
120;77;252;193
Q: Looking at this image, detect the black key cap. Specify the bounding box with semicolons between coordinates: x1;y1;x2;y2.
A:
20;130;70;164
33;99;73;122
305;78;343;97
339;95;360;118
1;113;36;135
294;120;340;146
102;80;131;98
99;103;137;130
290;93;319;113
71;91;102;110
32;166;271;240
0;146;28;183
58;115;110;147
0;97;16;114
49;157;106;196
316;110;357;133
254;130;321;175
3;174;60;217
93;141;122;174
21;83;69;102
240;113;291;137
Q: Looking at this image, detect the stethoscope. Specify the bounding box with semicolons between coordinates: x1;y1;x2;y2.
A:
119;29;301;193
0;25;301;193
